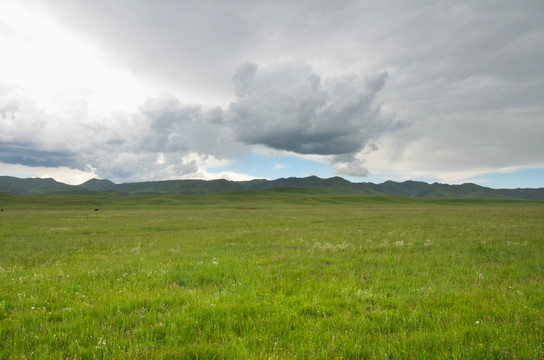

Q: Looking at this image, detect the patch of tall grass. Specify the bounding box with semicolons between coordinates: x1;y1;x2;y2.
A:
0;196;543;358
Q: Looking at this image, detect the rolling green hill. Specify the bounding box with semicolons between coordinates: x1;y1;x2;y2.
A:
0;176;74;194
1;175;543;201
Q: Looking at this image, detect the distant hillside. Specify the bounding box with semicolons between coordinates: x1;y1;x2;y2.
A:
78;178;116;191
380;180;544;201
0;176;73;194
240;176;390;196
1;175;543;201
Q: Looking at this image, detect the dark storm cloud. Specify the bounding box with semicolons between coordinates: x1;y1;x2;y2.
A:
228;63;397;156
0;143;76;168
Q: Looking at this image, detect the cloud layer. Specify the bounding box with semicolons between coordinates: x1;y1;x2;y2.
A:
1;1;543;185
0;61;396;181
229;63;395;155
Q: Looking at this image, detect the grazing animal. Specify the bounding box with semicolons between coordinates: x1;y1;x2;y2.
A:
94;209;99;211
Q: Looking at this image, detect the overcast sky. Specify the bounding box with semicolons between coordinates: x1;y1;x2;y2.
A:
1;0;543;188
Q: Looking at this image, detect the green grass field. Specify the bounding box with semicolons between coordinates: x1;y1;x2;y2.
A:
1;193;543;359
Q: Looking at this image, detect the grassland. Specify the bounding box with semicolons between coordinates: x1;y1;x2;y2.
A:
1;192;543;359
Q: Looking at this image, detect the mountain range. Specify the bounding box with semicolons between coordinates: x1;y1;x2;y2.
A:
1;175;543;201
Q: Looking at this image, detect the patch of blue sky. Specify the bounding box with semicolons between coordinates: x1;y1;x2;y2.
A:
210;152;334;180
343;174;436;185
466;168;544;189
212;152;543;189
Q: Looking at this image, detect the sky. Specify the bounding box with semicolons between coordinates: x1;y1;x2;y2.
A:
1;0;543;189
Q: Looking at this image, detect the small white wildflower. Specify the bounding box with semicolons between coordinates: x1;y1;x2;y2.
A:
95;337;107;349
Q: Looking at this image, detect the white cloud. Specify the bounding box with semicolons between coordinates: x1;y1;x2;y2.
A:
273;163;289;170
335;159;369;178
0;162;96;185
